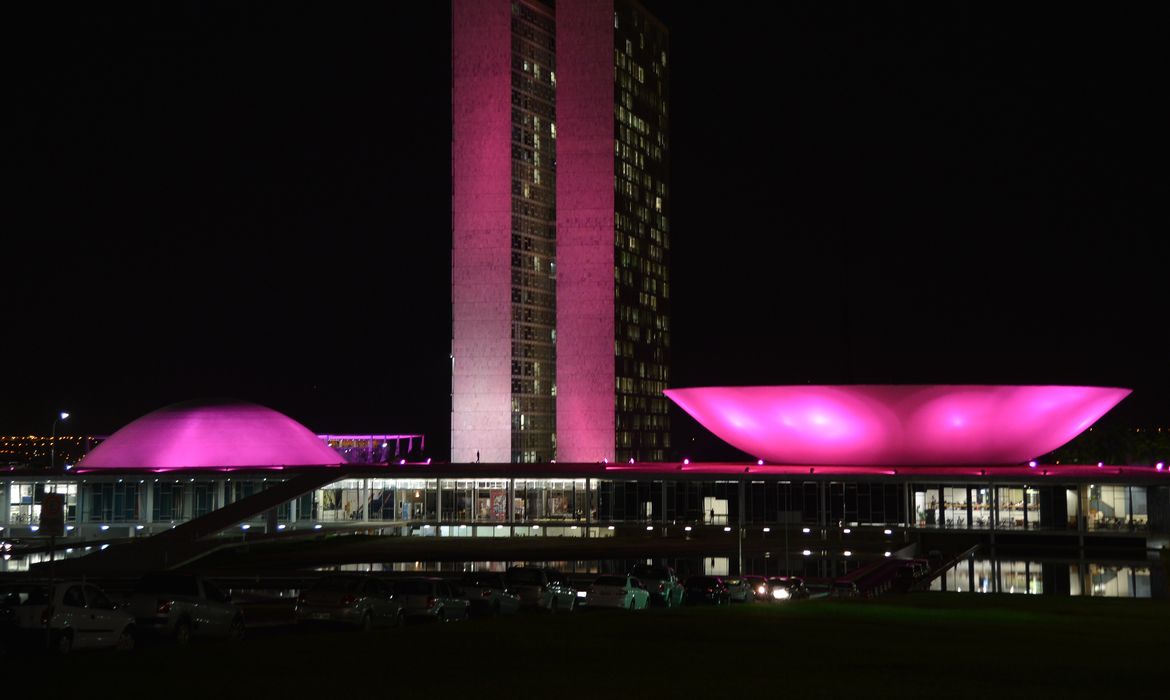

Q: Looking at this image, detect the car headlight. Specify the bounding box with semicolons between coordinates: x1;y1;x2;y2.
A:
576;591;587;598
772;587;791;600
757;585;767;595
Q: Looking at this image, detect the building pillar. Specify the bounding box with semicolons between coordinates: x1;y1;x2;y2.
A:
143;483;154;525
585;478;592;537
0;482;10;529
363;479;370;523
507;477;515;536
289;495;297;524
217;480;227;510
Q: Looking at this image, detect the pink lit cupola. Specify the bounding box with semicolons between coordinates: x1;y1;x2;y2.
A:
77;398;346;470
665;385;1130;466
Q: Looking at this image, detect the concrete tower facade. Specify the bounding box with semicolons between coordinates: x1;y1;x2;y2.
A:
452;0;669;463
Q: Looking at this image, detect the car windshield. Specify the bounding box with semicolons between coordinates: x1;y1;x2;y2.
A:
395;580;434;595
0;586;50;606
460;574;501;588
631;565;668;579
594;576;627;587
134;574;199;596
311;576;360;592
507;569;545;585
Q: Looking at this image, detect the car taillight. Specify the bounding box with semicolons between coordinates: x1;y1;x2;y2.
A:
482;590;493;598
157;599;173;614
426;595;436;609
41;605;54;626
339;594;357;607
658;583;665;592
706;587;713;593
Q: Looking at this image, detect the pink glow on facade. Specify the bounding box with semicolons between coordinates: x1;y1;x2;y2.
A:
450;0;514;463
556;0;617;462
77;399;344;470
665;385;1131;466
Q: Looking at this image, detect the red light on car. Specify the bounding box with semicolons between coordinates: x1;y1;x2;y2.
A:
157;599;173;614
41;605;55;626
426;595;437;609
482;590;493;598
339;594;357;607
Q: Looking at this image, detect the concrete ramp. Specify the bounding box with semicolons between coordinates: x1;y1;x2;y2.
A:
39;470;346;575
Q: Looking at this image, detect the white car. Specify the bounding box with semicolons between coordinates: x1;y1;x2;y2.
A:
580;575;651;610
0;581;136;654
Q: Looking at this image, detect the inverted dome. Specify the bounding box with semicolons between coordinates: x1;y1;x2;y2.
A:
78;399;345;469
664;385;1130;466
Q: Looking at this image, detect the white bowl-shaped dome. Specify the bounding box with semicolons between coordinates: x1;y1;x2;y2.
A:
78;398;345;469
664;385;1130;466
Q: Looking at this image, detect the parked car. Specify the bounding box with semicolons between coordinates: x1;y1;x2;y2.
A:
723;576;752;603
581;575;651;610
458;571;521;617
683;576;730;606
742;574;770;601
128;573;244;644
395;578;470;622
0;581;135;654
629;563;684;607
505;566;578;612
765;576;809;601
295;574;403;630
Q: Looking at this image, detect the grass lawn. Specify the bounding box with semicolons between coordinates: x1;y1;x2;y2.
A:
13;593;1169;698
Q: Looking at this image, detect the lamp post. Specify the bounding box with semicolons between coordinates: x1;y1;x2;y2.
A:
50;411;69;470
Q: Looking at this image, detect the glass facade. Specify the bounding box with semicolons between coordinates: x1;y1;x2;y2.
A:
510;0;558;463
2;477;1166;546
613;2;670;462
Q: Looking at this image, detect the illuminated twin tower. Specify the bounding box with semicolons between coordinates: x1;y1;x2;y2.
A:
451;0;670;464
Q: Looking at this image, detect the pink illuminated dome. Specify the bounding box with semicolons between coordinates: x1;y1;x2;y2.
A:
78;398;345;470
664;385;1130;466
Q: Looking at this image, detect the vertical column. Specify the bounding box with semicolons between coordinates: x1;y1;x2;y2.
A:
585;478;592;537
143;484;154;525
556;0;617;462
0;482;9;529
451;0;514;463
362;479;370;523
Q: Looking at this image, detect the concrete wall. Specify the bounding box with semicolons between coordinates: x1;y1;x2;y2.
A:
556;0;616;462
451;0;514;462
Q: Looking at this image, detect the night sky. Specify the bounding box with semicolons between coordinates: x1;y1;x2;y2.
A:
7;2;1167;460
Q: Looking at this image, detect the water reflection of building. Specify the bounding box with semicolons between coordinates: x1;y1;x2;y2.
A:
931;558;1156;598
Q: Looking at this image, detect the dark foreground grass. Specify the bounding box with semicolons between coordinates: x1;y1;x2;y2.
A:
12;594;1170;698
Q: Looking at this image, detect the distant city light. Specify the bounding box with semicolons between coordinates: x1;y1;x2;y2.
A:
802;550;812;556
843;528;851;534
607;525;615;530
313;524;323;530
723;526;732;532
683;458;690;465
684;526;692;532
646;526;653;531
60;412;70;420
241;524;250;530
1028;461;1037;468
883;529;893;535
757;459;764;466
843;550;852;557
802;527;811;534
763;527;771;533
884;551;891;557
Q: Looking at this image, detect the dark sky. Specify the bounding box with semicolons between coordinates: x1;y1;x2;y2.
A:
6;2;1167;459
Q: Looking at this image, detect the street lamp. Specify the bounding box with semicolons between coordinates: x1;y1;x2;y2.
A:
50;411;69;470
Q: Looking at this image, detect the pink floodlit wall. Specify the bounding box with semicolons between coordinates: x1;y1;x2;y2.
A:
77;399;345;469
451;0;513;462
665;385;1131;466
556;0;617;462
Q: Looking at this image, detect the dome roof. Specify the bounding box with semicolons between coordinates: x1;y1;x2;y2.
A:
665;385;1131;466
78;399;345;470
